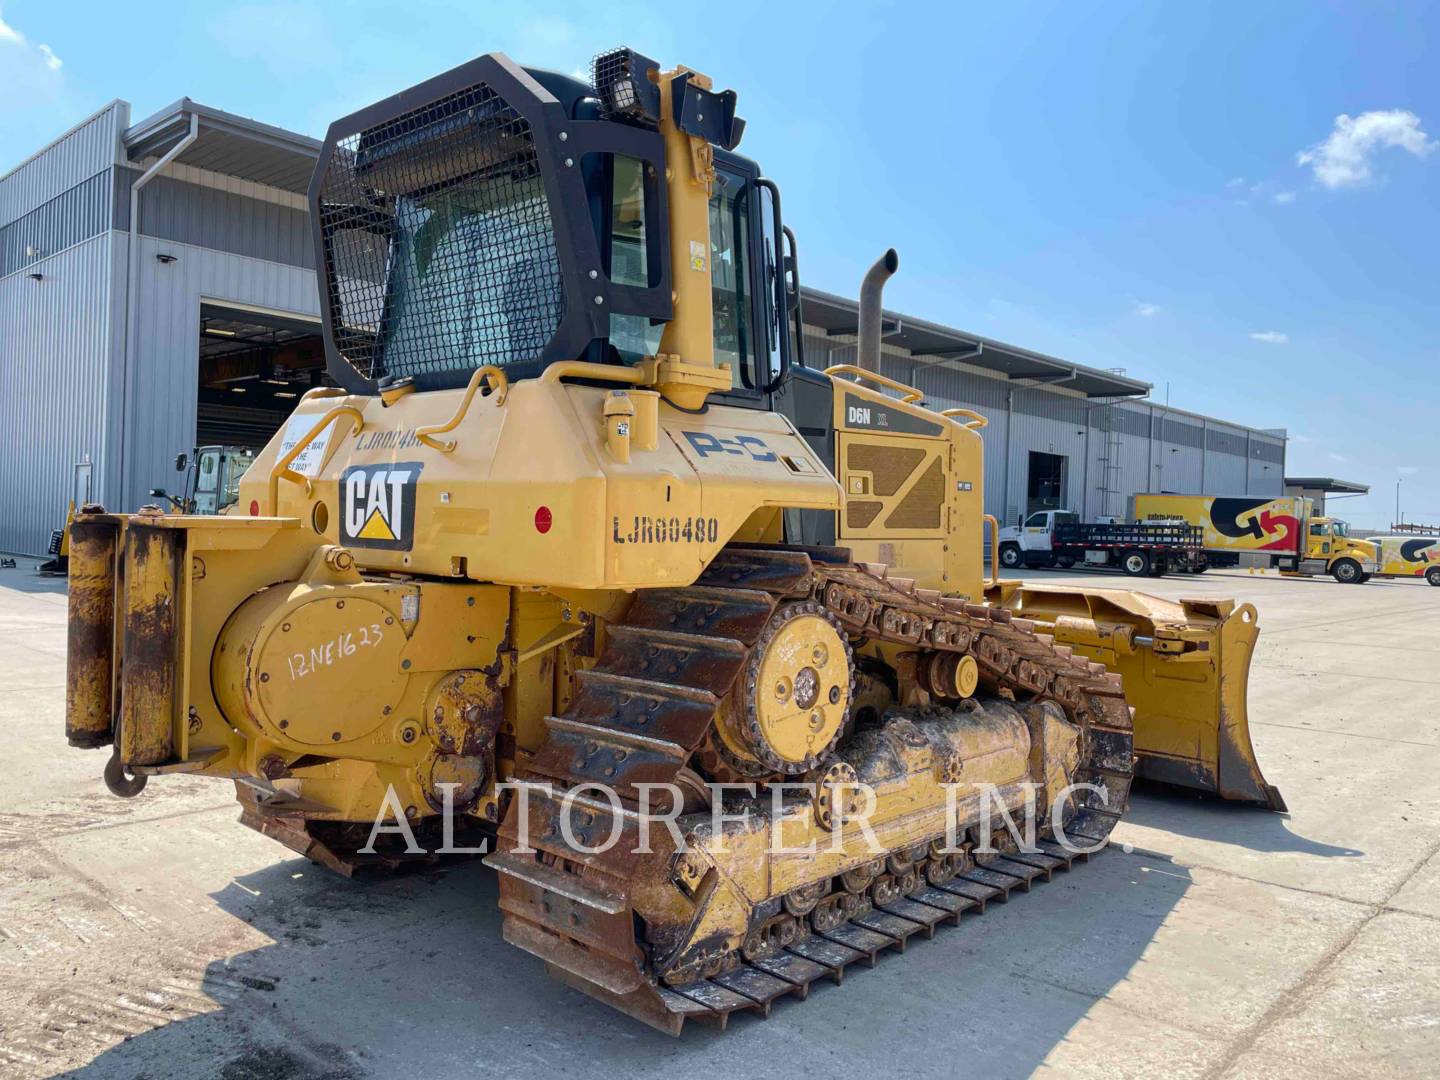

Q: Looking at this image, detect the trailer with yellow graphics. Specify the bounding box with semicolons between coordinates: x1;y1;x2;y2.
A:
1132;492;1379;584
61;48;1283;1035
1367;535;1440;585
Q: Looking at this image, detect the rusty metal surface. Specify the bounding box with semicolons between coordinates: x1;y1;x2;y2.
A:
492;543;1135;1034
64;517;122;749
118;522;181;767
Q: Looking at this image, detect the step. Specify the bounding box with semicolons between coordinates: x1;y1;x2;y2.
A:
601;625;748;695
625;586;775;644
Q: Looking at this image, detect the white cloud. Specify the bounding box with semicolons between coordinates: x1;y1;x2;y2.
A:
1273;191;1296;204
1297;110;1437;189
1397;465;1419;476
1250;331;1289;344
0;12;59;66
1226;177;1246;189
1135;302;1160;317
0;9;65;117
1327;452;1349;464
1290;433;1314;444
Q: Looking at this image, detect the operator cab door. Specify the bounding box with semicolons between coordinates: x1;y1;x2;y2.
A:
1309;521;1331;557
707;151;778;409
1021;511;1054;552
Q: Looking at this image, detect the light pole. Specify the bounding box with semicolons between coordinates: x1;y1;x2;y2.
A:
1396;477;1402;526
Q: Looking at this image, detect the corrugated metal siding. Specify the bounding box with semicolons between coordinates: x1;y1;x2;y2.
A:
115;166;315;270
0;169;113;276
800;324;1285;520
0;102;126;227
1206;450;1248;493
0;233;114;554
116;233;319;506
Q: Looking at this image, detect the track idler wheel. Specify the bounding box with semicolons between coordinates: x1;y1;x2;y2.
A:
715;602;855;776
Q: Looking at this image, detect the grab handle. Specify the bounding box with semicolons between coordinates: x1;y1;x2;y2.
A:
823;364;923;404
268;406;364;515
984;514;1001;585
416;365;508;452
942;407;988;430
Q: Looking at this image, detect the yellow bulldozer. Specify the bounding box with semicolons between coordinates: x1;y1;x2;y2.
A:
63;49;1282;1034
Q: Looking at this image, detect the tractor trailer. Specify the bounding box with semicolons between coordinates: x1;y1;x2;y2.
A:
1131;494;1378;584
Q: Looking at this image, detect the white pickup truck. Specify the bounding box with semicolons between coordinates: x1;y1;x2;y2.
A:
997;509;1206;577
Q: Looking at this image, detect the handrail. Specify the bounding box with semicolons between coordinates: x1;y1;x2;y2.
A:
267;406;364;515
538;360;647;387
984;514;1001;585
941;407;989;430
823;364;923;404
416;365;508;452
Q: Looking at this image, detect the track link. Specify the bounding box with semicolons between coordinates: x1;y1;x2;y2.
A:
493;543;1134;1033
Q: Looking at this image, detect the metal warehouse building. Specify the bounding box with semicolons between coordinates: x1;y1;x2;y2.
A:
0;96;1285;555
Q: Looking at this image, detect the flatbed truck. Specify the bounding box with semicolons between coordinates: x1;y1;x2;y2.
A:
998;509;1205;576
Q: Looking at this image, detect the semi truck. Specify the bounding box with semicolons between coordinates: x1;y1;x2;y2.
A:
1132;494;1379;584
998;509;1205;576
1368;535;1440;586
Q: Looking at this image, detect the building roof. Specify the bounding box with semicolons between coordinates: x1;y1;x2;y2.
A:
1284;476;1370;494
800;287;1151;399
124;99;321;194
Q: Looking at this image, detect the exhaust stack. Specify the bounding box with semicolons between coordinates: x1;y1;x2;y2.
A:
857;248;898;372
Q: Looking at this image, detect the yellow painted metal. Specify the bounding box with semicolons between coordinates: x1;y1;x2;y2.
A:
239;380;840;591
988;581;1284;809
828;374;986;599
267;405;364;515
64;516;121;748
824;364;925;404
952;653;979;697
984;514;1001;586
748;613;849;765
416;365;508;451
631;702;1040;966
941;407;989;429
650;66;735;409
118;520;181;766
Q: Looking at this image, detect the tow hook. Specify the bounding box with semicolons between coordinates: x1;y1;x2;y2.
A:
103;752;148;797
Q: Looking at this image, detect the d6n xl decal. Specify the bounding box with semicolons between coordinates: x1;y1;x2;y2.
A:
341;462;423;550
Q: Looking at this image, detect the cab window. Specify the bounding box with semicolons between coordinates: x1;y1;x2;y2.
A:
606;155;663;360
196;450;220;494
709;170;754;389
1024;512;1049;528
1310;523;1326;537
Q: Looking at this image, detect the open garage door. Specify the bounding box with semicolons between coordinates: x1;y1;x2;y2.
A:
197;303;333;450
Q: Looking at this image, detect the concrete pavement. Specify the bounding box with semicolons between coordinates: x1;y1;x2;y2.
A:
0;558;1436;1078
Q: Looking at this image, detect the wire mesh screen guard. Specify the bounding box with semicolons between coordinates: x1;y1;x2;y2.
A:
318;81;566;382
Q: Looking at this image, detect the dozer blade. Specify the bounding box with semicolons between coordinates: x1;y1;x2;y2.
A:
988;582;1285;811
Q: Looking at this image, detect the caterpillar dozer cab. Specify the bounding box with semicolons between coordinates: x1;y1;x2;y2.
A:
63;48;1282;1034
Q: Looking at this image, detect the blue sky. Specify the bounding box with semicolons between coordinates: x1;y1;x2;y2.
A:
4;1;1436;525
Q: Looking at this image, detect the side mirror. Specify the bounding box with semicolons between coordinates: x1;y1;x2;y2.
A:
175;453;188;471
